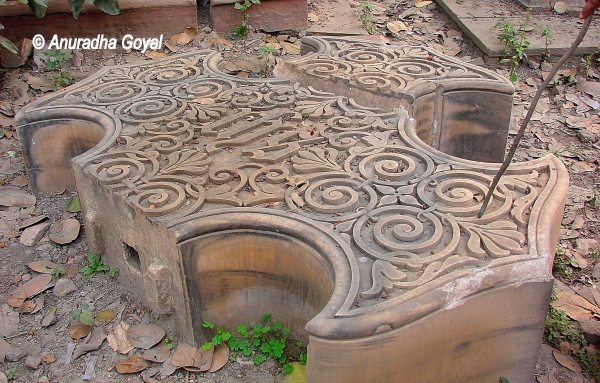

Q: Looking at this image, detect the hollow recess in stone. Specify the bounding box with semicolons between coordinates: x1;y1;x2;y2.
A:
16;36;569;383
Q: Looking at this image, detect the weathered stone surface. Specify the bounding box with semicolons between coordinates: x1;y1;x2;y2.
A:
16;37;569;383
53;278;77;297
19;221;50;247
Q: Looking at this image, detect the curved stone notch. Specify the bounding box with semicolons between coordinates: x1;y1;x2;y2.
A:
16;38;568;383
275;36;515;162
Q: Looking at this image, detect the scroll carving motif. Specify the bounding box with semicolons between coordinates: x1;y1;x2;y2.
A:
24;47;561;311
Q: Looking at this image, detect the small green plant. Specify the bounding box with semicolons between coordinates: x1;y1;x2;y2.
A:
51;266;64;279
45;49;72;90
202;313;306;375
80;251;110;277
359;2;378;35
545;306;600;380
499;378;511;383
541;26;553;62
233;0;260;38
545;307;582;344
71;303;96;326
581;50;599;78
4;367;17;382
109;266;120;278
163;336;174;350
495;14;531;82
259;45;277;75
553;245;574;281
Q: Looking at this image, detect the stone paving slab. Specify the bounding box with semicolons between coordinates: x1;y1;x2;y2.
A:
16;37;569;383
307;0;367;36
438;0;600;57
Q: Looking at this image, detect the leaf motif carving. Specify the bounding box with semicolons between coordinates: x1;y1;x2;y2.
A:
295;99;337;118
161;151;211;176
361;260;406;299
291;148;342;173
460;221;526;258
186;103;227;122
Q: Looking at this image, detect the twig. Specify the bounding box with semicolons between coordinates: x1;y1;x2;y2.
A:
478;14;593;218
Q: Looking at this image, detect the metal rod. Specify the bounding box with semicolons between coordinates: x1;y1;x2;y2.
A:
478;14;593;218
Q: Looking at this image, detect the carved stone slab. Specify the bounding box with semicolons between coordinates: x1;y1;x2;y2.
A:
16;37;569;383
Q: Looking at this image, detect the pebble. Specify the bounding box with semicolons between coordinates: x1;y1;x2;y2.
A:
6;347;28;362
0;372;7;383
25;355;42;369
21;273;31;282
53;278;77;297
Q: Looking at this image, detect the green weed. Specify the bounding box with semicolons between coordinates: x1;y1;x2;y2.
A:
553;246;574;281
80;251;110;277
233;0;260;38
4;367;16;382
359;2;378;35
495;14;531;82
45;49;72;90
202;313;306;375
541;26;552;61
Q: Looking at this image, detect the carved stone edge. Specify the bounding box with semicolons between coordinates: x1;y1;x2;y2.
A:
296;35;515;99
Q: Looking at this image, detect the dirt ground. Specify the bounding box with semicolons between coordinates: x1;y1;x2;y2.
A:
0;0;599;382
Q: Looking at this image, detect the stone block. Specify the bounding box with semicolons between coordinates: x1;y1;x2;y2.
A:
209;0;307;34
16;36;569;383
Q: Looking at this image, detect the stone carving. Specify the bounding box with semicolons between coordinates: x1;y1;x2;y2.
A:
17;39;568;383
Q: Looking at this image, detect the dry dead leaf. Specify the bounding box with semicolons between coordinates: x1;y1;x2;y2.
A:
172;343;202;368
126;324;165;350
141;342;170;363
170;32;191;46
415;0;432;7
19;215;47;230
73;327;107;360
19;295;43;314
209;343;229;372
48;218;80;244
387;21;407;34
145;51;167;60
280;41;300;55
27;260;61;274
115;354;150;374
571;161;596;174
95;309;117;323
552;349;582;373
7;274;52;308
107;322;134;354
551;290;600;321
160;355;179;378
42;352;56;364
69;322;93;340
11;175;29;187
0;186;36;207
184;344;213;372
